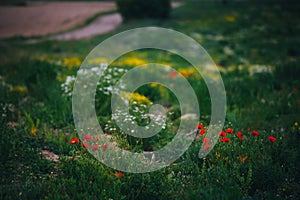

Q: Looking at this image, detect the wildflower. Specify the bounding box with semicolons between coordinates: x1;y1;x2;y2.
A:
94;136;99;142
102;142;108;151
31;128;37;136
70;138;79;144
203;145;212;151
92;145;99;150
237;132;245;141
251;130;259;136
9;85;27;93
292;88;297;94
225;15;236;22
83;134;91;141
215;152;221;158
268;136;276;142
168;71;177;78
237;132;243;138
219;131;226;137
238;155;248;163
199;129;206;135
225;128;233;134
7;121;18;129
203;138;210;144
196;123;203;130
82;142;90;148
61;57;81;68
180;71;188;78
220;138;230;143
120;91;151;105
114;172;123;179
118;57;146;66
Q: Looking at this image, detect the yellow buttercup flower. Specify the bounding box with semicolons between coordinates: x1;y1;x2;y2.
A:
117;57;147;67
150;82;159;87
225;15;236;22
120;91;151;105
31;128;37;136
9;86;27;93
87;57;108;65
61;57;81;71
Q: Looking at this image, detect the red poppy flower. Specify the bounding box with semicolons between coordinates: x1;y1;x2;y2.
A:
70;138;79;145
268;136;276;142
203;138;210;144
92;145;99;151
251;130;259;136
203;145;212;151
292;88;297;94
83;134;91;141
219;131;226;137
225;128;233;134
114;172;123;179
102;142;108;151
237;132;243;138
94;136;99;142
220;138;230;143
82;142;90;148
199;129;206;135
196;123;203;130
239;137;245;141
168;71;177;78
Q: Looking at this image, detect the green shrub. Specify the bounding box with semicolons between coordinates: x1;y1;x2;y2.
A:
116;0;171;21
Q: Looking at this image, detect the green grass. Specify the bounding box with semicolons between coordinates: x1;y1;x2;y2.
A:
0;0;300;199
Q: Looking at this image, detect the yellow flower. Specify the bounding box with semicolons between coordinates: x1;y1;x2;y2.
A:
150;82;159;87
39;55;47;61
9;86;27;93
215;152;221;159
120;91;151;105
87;57;108;64
294;122;299;127
224;15;236;22
56;74;66;82
31;128;37;136
177;68;196;78
238;155;248;163
117;57;147;67
61;57;81;71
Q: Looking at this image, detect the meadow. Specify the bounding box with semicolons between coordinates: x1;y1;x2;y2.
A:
0;0;299;199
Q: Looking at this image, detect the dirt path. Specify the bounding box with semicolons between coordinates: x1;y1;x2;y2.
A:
0;2;182;41
0;1;116;38
51;2;182;41
52;13;122;40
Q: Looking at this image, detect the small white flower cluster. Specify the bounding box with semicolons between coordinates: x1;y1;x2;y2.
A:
61;63;128;97
97;67;128;95
248;64;273;76
61;75;76;96
111;103;167;135
1;103;15;117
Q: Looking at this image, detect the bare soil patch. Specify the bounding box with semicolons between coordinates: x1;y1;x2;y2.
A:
0;1;116;38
